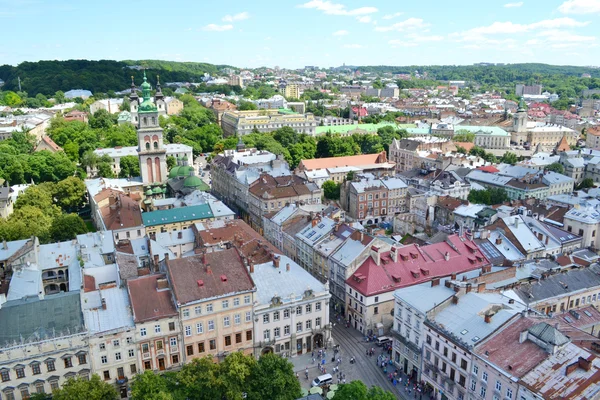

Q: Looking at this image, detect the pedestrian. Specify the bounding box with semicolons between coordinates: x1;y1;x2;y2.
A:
312;357;315;364
342;378;346;384
311;351;314;358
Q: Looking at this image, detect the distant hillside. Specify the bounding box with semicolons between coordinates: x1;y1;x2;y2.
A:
0;59;232;96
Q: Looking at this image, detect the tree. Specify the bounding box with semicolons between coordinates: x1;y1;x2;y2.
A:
452;129;475;142
167;156;176;169
97;155;115;178
130;371;173;400
323;180;341;200
468;188;509;205
177;357;223;400
346;171;355;181
54;177;86;211
238;100;258;111
54;91;66;104
455;145;467;154
546;162;564;174
119;155;141;178
577;178;595;190
333;380;396;400
499;152;518;165
15;185;54;211
248;353;301;400
52;375;117;400
49;213;88;242
3;91;22;106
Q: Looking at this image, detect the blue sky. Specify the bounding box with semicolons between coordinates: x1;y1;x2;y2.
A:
1;0;600;68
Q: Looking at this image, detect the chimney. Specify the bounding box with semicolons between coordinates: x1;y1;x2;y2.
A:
484;314;492;324
370;245;381;266
451;273;457;280
466;283;472;293
157;278;169;290
164;253;169;262
519;330;528;344
101;298;107;310
514;218;519;228
273;255;280;268
431;278;440;287
477;282;486;293
286;263;290;272
578;356;593;372
495;236;502;245
444;252;450;261
249;262;254;274
545;236;549;245
445;280;452;288
153;254;159;268
390;246;399;262
206;264;212;274
452;296;459;304
178;231;183;239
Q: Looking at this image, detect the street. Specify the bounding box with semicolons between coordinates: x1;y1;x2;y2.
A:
290;322;419;399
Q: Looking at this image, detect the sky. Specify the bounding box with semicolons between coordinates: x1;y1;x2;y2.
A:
1;0;600;68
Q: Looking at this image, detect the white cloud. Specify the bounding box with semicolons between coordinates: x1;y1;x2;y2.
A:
202;24;233;31
389;34;443;47
298;0;377;16
464;17;588;35
504;2;523;7
222;12;249;22
333;29;349;36
356;15;372;23
382;12;403;19
375;17;429;32
537;29;596;42
343;43;364;48
559;0;600;14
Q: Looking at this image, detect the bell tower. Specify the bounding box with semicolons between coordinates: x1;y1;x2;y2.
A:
513;97;528;133
136;71;167;184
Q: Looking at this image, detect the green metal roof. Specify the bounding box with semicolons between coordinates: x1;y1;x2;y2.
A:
183;175;208;189
277;108;298;115
142;204;213;227
315;122;416;136
406;127;432;135
0;292;84;346
457;125;510;136
168;166;182;179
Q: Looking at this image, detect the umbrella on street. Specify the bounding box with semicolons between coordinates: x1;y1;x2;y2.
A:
301;388;309;396
310;386;323;395
326;391;336;399
329;384;338;391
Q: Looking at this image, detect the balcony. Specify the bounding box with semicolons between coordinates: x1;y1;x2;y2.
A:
391;328;420;354
142;352;151;360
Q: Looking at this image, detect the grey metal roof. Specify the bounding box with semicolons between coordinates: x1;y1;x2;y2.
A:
0;291;85;347
528;322;570;346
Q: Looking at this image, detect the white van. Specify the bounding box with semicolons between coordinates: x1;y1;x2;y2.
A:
376;336;392;346
311;373;333;387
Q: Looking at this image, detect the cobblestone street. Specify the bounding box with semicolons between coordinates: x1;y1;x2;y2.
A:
290;321;425;399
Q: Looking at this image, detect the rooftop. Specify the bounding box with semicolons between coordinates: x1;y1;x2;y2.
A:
82;285;134;334
127;274;178;323
298;151;392;171
143;204;213;227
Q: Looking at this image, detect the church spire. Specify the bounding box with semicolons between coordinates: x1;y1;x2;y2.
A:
129;75;138;100
138;69;158;113
155;74;164;100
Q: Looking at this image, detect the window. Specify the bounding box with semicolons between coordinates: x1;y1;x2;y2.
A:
284;309;290;319
236;333;242;343
20;388;29;399
144;361;152;371
426;335;432;345
315;302;321;311
113;339;120;347
130;364;137;374
482;372;488;382
470;381;476;391
461;358;467;370
225;336;232;346
223;316;230;327
46;360;55;372
306;320;312;329
209;340;216;350
1;369;10;382
495;381;502;391
142;343;150;353
443;347;448;357
459;374;466;388
208;320;215;331
263;314;270;323
246;330;253;341
182;309;190;318
451;353;457;363
194;306;202;315
103;371;110;380
170;337;177;347
78;354;87;365
296;306;302;315
140;328;147;337
101;356;108;365
306;304;312;313
374;306;379;314
273;311;280;321
480;387;487;397
274;327;281;337
506;388;513;399
435;341;440;351
222;300;229;309
115;352;122;361
285;325;290;335
155;324;161;333
263;330;270;340
198;342;205;353
64;357;73;368
316;317;322;327
246;311;252;322
126;337;133;344
207;303;213;313
296;322;303;332
233;297;240;306
128;349;135;358
244;295;251;304
196;323;204;334
185;325;192;337
35;382;44;394
31;363;41;375
234;314;241;325
473;365;479;375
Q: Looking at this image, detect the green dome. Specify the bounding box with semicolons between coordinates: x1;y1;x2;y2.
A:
183;175;204;188
145;189;153;196
138;71;158;113
182;156;188;161
168;166;181;179
152;187;162;194
177;166;188;177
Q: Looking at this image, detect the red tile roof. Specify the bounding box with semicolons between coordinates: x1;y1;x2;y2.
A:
477;165;499;173
166;248;255;305
127;274;178;323
298;151;390;171
346;235;490;296
97;191;143;230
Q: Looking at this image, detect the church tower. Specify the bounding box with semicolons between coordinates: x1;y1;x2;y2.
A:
513;97;528;133
136;71;167;184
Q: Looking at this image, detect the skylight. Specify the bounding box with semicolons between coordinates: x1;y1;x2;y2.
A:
461;329;468;335
472;336;480;342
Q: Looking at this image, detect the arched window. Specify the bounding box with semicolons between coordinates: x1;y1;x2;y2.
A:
152;117;156;125
154;142;158;149
143;117;147;125
146;142;150;150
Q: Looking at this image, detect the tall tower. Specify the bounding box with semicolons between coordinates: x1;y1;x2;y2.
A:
513;97;528;133
136;71;167;184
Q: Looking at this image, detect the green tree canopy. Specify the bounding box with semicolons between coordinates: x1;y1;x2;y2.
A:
119;155;141;178
322;180;341;200
468;188;509;205
49;213;88;242
54;176;87;211
51;375;117;400
333;380;396;400
546;162;565;174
